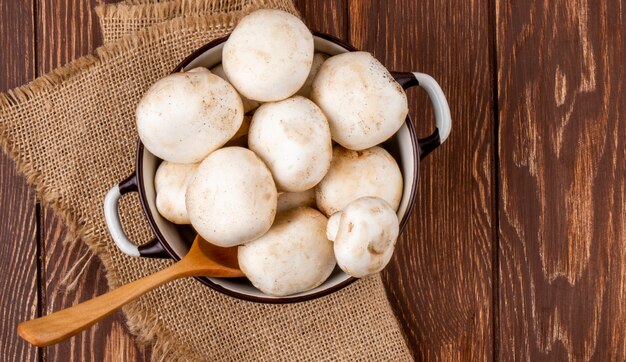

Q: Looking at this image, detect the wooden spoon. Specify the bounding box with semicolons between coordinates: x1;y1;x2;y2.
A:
17;236;243;347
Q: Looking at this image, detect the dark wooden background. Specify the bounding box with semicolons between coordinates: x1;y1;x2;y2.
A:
0;0;624;360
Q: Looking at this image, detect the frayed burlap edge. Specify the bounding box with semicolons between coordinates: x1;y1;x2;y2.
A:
0;0;299;108
95;0;249;21
0;3;313;361
120;0;173;5
95;0;301;44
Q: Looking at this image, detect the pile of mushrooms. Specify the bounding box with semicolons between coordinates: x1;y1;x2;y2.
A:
137;9;410;297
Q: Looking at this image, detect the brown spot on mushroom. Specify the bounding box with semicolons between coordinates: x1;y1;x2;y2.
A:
348;222;354;232
367;243;385;255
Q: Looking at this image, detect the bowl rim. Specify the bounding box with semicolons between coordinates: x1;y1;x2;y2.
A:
134;32;422;303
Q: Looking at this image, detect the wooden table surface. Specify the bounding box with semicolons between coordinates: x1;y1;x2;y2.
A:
1;0;624;360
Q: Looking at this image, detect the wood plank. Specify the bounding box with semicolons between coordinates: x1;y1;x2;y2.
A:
37;0;98;73
496;0;626;359
0;0;40;361
41;209;151;361
348;0;496;359
293;0;346;37
35;0;150;360
0;169;39;362
0;163;40;361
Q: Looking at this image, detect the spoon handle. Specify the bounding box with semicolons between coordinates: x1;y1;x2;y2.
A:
17;260;193;347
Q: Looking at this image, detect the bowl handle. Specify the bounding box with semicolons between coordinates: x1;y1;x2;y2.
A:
103;173;168;258
392;71;452;159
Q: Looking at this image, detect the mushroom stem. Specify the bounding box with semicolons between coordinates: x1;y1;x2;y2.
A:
326;212;341;241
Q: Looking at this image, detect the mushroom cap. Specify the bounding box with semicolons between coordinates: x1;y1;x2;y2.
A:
328;197;399;278
209;64;260;113
137;68;244;163
315;145;403;216
310;52;409;150
222;9;314;102
155;161;198;224
296;53;329;98
248;96;332;192
277;188;316;213
186;147;277;247
187;67;208;73
238;207;335;296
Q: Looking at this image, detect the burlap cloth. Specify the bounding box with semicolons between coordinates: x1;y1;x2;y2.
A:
0;0;413;360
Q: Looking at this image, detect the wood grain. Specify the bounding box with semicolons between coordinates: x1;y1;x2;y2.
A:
21;236;241;348
37;0;98;73
2;0;625;360
348;0;496;359
35;0;150;360
0;1;40;361
42;209;151;361
0;161;39;362
294;0;346;37
496;0;626;359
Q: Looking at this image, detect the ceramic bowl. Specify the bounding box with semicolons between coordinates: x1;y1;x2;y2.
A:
103;32;451;303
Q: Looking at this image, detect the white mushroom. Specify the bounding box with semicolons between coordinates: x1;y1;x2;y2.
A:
277;188;316;213
154;161;198;224
315;145;403;216
186;147;277;247
222;9;314;102
248;96;332;192
296;53;329;97
187;67;208;73
310;52;409;150
210;64;260;113
327;197;399;278
238;207;335;296
137;68;244;163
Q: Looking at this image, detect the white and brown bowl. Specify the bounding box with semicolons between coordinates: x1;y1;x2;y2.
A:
103;32;451;303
